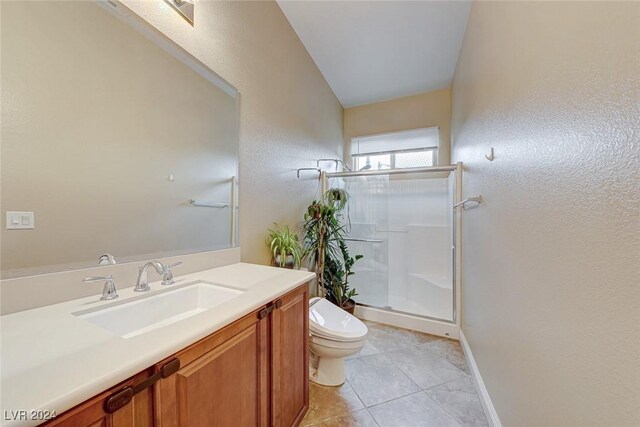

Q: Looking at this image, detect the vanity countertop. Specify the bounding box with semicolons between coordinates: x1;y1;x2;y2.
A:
0;263;314;426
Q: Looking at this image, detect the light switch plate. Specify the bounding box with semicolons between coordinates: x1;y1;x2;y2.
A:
6;211;35;230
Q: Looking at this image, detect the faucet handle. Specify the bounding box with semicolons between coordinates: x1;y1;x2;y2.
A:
84;275;118;300
83;275;113;283
161;262;183;286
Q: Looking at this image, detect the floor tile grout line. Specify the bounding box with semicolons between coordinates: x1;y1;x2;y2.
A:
422;342;471;366
304;408;365;426
345;375;383;409
365;408;381;426
365;389;425;411
421;376;463;391
418;345;468;375
421;390;466;426
364;387;485;427
376;343;468;393
344;378;368;411
421;382;490;426
354;347;426;401
306;321;483;426
348;340;468;404
304;380;366;426
347;336;454;361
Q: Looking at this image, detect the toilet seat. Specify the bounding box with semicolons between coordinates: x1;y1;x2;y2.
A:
309;297;368;342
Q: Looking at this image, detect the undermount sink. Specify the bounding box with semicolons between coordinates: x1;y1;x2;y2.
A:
73;281;245;339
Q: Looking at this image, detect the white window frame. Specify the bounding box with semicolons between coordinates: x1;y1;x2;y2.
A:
351;146;438;171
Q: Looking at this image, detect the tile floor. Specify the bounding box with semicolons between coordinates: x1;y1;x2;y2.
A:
302;321;488;427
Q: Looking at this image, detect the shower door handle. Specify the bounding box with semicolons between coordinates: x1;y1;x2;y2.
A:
344;238;383;243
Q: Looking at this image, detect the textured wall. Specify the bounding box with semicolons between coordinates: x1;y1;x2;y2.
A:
451;1;640;426
343;89;451;165
121;0;343;265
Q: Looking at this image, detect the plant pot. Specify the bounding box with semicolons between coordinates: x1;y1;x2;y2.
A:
341;299;356;315
273;254;295;269
327;296;356;315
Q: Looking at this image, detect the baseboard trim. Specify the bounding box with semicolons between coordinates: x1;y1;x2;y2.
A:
459;330;502;427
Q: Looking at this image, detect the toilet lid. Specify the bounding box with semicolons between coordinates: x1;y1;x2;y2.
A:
309;297;368;342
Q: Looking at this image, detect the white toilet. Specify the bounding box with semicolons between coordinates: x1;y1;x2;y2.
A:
308;297;368;386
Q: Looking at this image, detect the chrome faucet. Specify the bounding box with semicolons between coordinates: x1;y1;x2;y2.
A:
161;262;183;285
134;260;165;292
84;275;118;300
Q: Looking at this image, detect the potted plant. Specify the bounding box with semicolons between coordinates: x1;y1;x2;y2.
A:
303;189;363;310
266;224;303;269
324;188;349;211
302;198;345;296
323;240;363;314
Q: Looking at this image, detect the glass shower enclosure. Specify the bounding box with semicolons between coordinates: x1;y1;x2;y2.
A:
323;164;460;324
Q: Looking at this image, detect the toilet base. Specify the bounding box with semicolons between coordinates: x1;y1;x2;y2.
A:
309;355;345;386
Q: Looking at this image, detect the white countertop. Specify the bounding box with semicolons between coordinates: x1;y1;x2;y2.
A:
0;263;314;426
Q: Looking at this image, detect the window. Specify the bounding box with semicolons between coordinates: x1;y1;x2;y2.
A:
351;128;439;171
353;147;437;171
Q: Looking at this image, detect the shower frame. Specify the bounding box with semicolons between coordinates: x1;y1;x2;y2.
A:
321;163;463;338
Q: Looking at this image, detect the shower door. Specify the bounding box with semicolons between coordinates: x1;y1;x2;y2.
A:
385;170;455;321
327;167;456;323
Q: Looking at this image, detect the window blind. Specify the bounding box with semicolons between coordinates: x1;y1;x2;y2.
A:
351;127;440;156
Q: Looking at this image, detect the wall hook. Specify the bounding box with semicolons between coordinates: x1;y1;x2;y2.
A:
454;196;483;210
485;148;495;161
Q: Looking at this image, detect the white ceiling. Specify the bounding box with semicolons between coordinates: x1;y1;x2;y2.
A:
277;1;471;107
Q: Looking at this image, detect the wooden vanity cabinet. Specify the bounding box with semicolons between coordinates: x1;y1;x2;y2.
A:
155;283;309;427
270;284;309;427
153;303;270;426
44;369;155;427
44;283;309;427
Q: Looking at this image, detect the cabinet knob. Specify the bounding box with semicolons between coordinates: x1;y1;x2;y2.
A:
104;388;133;414
103;358;180;413
257;300;282;319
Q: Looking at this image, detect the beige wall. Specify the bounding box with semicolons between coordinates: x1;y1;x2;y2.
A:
120;0;343;265
451;2;640;426
1;1;238;277
343;89;451;165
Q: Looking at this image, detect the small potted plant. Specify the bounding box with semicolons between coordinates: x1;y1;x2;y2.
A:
323;240;363;314
266;224;303;269
324;188;349;211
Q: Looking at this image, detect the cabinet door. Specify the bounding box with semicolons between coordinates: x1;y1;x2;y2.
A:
271;284;309;427
155;309;269;427
44;370;154;427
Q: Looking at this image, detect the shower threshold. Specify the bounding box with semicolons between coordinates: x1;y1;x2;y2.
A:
355;303;459;339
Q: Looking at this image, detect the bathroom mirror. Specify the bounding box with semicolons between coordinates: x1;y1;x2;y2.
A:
0;1;239;279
